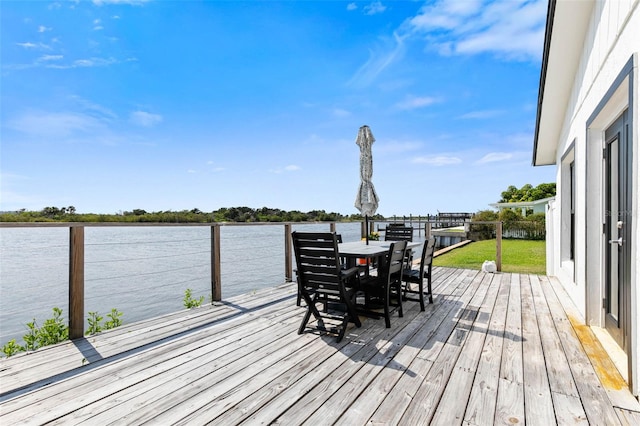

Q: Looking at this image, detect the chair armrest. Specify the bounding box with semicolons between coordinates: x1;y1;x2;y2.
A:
341;267;360;279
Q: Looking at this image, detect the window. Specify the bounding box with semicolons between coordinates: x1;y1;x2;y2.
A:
570;161;575;260
561;143;576;266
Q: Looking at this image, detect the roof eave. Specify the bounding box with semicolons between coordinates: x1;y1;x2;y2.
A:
532;0;595;167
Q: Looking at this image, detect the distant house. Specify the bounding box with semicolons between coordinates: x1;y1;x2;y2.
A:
533;0;639;396
489;196;555;216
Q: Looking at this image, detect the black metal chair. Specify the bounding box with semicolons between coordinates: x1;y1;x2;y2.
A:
295;233;351;307
402;237;436;311
359;240;407;328
384;225;414;242
384;225;414;265
292;231;361;342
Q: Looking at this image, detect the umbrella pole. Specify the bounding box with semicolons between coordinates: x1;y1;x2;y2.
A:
365;215;369;245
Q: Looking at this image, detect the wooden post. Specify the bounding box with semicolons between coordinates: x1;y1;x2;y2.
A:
211;225;221;302
329;222;336;233
425;222;432;240
285;223;293;282
496;221;502;272
361;221;366;239
69;226;85;339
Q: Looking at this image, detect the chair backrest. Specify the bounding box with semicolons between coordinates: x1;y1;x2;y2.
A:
382;240;408;283
384;225;413;242
419;237;436;277
291;232;343;293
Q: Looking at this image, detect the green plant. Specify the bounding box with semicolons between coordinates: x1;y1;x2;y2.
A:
86;309;123;335
184;288;205;308
2;339;23;357
36;307;69;346
2;307;123;358
23;320;39;351
105;309;123;329
87;311;104;335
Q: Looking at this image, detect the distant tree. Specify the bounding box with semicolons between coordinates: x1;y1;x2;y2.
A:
498;182;555;203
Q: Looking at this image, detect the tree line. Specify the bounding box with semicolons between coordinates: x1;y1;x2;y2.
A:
0;206;383;223
0;183;555;224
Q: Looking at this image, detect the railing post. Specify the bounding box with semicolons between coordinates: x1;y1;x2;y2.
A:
329;222;336;233
285;223;293;282
361;221;366;239
496;221;502;272
425;222;432;240
69;226;85;339
211;224;221;302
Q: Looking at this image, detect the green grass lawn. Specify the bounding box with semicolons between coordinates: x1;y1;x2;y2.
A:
433;239;546;275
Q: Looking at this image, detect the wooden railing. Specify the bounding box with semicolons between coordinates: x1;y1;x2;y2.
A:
1;219;505;340
0;221;345;339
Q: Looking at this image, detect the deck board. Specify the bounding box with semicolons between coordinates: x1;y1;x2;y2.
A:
1;267;638;425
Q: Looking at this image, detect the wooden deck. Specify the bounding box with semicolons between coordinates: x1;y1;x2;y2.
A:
1;267;639;425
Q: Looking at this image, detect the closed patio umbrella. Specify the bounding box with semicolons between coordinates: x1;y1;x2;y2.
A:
354;125;379;244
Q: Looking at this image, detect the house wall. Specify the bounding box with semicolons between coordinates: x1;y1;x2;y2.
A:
548;0;639;395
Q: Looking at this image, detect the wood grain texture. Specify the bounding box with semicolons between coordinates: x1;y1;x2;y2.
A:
2;268;638;425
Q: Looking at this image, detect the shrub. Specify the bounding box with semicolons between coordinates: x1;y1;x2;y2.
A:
183;288;205;308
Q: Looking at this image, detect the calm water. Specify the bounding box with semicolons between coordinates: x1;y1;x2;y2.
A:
0;223;370;346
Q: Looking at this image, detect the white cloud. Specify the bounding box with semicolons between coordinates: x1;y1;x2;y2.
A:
408;0;546;61
16;42;50;50
8;111;106;138
457;109;504;119
332;108;351;118
43;57;119;69
347;3;357;11
395;95;439;110
38;26;52;33
93;0;149;5
476;152;513;164
130;111;163;127
364;1;386;15
269;165;301;174
348;31;406;88
38;54;63;62
412;155;462;166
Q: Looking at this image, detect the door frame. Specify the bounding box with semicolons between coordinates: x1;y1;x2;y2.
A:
585;54;636;395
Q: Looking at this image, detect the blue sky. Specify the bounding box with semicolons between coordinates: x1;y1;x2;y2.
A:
1;0;555;216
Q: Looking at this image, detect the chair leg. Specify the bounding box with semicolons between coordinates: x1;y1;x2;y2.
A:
344;296;362;328
427;276;433;304
396;281;403;318
418;279;425;311
383;286;391;328
298;293;322;335
336;317;348;342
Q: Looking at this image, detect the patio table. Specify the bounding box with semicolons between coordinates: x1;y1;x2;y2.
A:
338;240;421;264
338;240;421;322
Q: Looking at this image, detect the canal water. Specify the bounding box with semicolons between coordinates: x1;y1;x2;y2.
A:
2;222;411;347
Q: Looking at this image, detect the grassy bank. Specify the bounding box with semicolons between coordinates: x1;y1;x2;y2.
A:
433;239;546;275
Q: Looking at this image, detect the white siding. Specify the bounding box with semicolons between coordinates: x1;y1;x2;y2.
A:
549;0;639;396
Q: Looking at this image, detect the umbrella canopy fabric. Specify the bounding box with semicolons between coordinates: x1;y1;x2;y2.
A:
354;125;379;217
